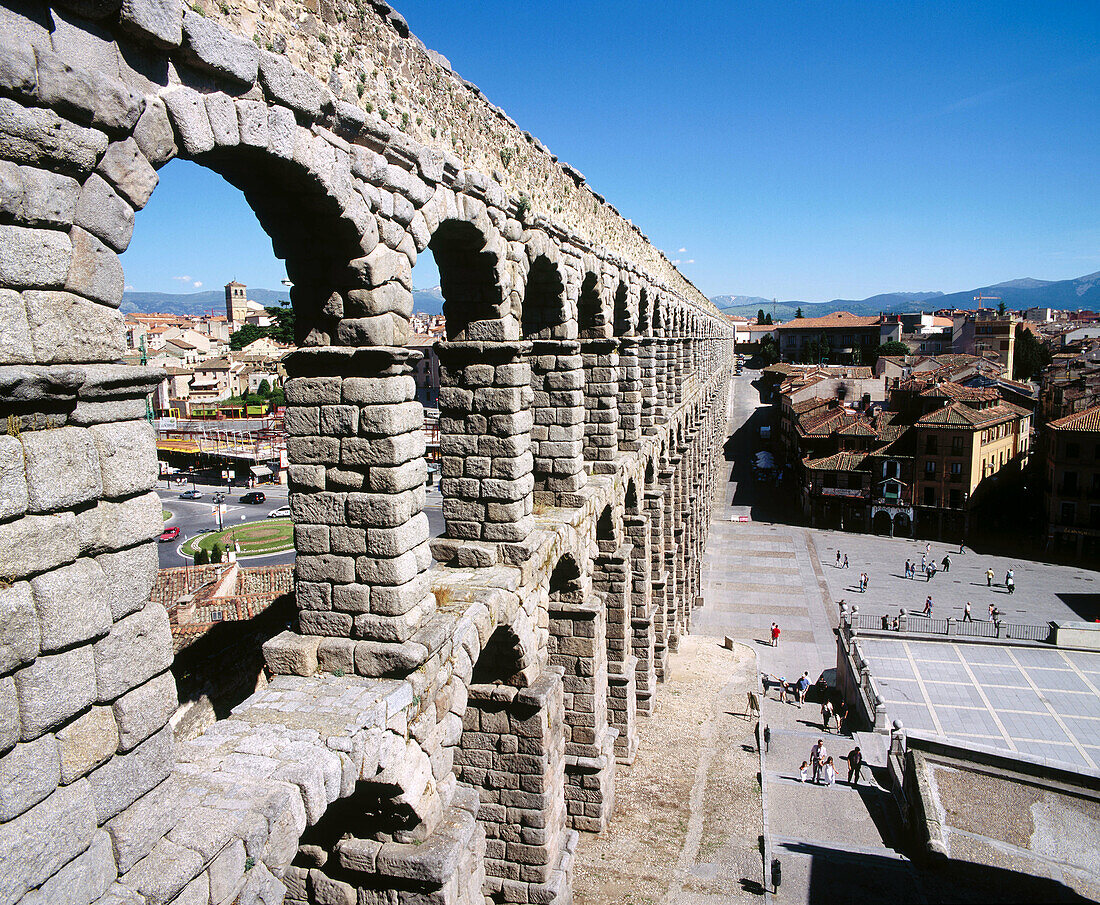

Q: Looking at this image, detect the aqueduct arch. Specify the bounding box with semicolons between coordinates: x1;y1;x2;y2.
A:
0;1;735;903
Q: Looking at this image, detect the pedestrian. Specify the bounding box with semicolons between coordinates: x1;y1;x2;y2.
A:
798;672;810;707
845;746;864;784
824;756;837;786
838;704;850;735
810;739;827;783
925;542;931;556
986;568;994;587
924;595;933;616
821;699;834;732
905;559;911;579
989;602;996;621
959;539;965;555
927;563;936;581
1007;576;1015;594
963;601;973;622
771;622;781;647
941;554;950;573
837;550;841;567
920;553;926;572
777;677;789;703
843;554;849;569
799;761;809;783
864;572;869;591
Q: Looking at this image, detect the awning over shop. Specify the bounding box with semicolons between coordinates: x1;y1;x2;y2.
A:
250;465;273;477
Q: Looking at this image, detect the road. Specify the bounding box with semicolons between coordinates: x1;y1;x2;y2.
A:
157;479;447;569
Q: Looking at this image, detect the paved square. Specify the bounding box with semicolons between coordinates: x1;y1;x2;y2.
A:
861;637;1100;771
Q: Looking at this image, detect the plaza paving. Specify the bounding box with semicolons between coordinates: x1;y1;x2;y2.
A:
860;637;1100;770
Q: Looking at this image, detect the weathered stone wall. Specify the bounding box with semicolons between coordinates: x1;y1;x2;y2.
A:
0;0;736;902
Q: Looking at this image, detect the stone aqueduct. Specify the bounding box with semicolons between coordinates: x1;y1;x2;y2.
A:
0;1;736;903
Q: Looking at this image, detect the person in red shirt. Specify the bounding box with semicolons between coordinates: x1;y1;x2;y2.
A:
771;623;781;646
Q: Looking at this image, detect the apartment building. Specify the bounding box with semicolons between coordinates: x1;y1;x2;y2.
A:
1044;405;1100;557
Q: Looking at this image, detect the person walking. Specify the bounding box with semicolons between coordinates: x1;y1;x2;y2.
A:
920;553;926;572
799;761;810;783
963;601;973;622
1007;575;1015;594
810;739;828;784
798;672;810;707
927;562;936;581
845;747;864;785
771;622;781;647
821;699;834;732
824;756;837;786
836;550;841;567
837;704;850;735
989;602;996;621
924;595;933;616
941;554;951;573
843;554;849;569
986;567;994;587
905;559;911;579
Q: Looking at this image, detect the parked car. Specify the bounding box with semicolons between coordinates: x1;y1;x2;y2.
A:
267;506;291;519
240;491;266;504
178;489;202;500
159;526;180;542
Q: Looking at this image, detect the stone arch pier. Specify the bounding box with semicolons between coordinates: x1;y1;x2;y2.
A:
0;1;735;903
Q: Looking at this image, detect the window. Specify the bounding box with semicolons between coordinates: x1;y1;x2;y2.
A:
1067;442;1080;458
823;474;837;488
924;461;936;476
923;486;937;506
884;460;900;479
1061;501;1076;525
1091;505;1100;529
1064;471;1078;493
949;489;962;508
848;474;862;490
884;481;899;501
926;436;938;454
951;436;963;455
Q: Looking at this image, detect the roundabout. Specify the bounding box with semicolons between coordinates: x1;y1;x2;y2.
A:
180;518;294;559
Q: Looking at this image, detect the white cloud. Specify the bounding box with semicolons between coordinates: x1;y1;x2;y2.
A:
124;284;134;291
671;259;681;265
685;259;695;265
172;275;192;282
193;281;203;288
678;247;686;253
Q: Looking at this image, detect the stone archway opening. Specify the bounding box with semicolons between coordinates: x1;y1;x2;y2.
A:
433;220;503;343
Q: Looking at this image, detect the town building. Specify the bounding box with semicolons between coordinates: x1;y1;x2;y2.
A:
774;311;887;364
1043;405;1100;557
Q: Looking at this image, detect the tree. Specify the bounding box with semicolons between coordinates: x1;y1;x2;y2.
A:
265;300;295;344
795;307;803;318
876;340;910;358
210;542;224;564
256;379;271;397
229;323;266;350
759;334;779;365
1013;324;1051;381
764;313;773;325
194;548;209;566
269;386;286;408
757;308;766;325
997;300;1007;317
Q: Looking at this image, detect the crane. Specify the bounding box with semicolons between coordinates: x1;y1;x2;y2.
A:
973;291;1001;308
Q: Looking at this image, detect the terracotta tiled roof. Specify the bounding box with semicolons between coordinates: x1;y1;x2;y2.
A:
836;420;877;437
791;396;829;415
919;382;999;403
916;402;1027;428
1049;404;1100;433
803;451;870;471
775;311;881;330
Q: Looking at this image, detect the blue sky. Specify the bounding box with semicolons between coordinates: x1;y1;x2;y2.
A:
121;1;1100;302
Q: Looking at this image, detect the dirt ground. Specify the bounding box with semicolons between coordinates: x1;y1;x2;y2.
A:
572;635;765;905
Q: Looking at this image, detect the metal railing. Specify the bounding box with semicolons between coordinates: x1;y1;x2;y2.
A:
854;611;1052;643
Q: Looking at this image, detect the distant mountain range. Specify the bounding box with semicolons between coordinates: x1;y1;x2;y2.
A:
121;271;1100;321
711;272;1100;321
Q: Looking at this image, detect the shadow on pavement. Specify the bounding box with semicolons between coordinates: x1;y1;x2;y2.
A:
776;839;1091;904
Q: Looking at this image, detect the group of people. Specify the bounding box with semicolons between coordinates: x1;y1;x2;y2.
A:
764;671;811;706
904;553;950;580
800;739;864;786
856;571;870;592
835;551;850;569
820;698;849;733
986;568;1015;593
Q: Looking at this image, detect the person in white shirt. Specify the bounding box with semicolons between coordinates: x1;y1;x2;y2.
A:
824;756;837;786
799;761;809;783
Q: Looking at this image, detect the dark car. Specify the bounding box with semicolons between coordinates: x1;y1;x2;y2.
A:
240;491;266;504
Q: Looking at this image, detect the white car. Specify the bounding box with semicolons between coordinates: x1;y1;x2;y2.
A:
267;506;291;519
